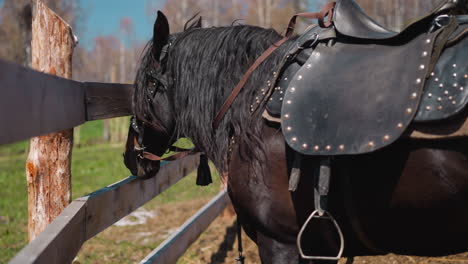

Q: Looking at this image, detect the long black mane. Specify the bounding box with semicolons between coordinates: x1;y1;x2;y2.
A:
134;24;293;172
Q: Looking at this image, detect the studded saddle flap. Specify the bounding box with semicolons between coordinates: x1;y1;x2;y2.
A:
265;0;467;156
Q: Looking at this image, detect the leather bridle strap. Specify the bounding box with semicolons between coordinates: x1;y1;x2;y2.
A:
133;137;192;161
212;2;336;129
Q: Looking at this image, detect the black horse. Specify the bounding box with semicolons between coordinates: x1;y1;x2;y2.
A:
123;9;468;264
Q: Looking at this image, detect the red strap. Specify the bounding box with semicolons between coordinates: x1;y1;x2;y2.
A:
212;2;336;130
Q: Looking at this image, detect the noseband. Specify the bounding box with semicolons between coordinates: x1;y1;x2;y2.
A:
131;116;192;162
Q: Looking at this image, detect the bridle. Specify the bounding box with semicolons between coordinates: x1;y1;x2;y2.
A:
130;34;194;163
131;116;192;162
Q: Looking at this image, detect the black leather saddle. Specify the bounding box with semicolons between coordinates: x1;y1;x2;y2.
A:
266;0;468;155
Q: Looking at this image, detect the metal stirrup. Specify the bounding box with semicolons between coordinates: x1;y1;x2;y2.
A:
297;157;345;261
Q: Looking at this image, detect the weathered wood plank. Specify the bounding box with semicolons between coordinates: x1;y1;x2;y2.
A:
26;0;75;241
0;60;136;145
10;155;200;264
9;201;87;264
0;60;85;145
85;82;133;121
140;190;230;264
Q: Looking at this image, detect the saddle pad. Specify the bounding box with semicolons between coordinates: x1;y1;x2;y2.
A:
414;26;468;122
281;31;439;155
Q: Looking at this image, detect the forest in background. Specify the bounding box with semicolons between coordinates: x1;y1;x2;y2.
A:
0;0;443;145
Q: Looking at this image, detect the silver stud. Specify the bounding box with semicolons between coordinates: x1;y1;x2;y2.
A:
338;145;345;151
453;73;457;78
273;72;277;76
422;51;428;57
261;89;265;92
438;105;443;110
306;64;312;69
460;87;464;91
279;97;283;101
452;101;457;105
326;145;332;151
286;100;291;104
437;97;442;102
286;126;292;131
453;83;458;87
383;135;390;141
292;137;297;142
301;143;308;149
284;77;288;81
280;91;283;94
411;93;417;99
406;108;413;114
290;87;296;92
426;106;432;111
464;74;468;79
419;65;425;70
416;78;422;84
256;100;260;103
397;123;404;129
315;52;321;57
368;141;375;148
284;114;290;119
439;83;444;88
453;64;457;68
426;39;431;44
297;75;303;80
444;90;449;95
449;96;453;100
435;78;439;82
314;145;320;151
428;93;433;98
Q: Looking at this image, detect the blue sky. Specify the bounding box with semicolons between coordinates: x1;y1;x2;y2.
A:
78;0;164;49
0;0;320;49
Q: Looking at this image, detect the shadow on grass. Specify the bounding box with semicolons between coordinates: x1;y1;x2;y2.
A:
210;220;238;264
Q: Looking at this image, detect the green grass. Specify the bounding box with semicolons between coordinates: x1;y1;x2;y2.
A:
0;121;220;263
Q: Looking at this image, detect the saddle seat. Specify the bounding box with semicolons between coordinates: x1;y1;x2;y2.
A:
264;0;468;156
333;0;398;40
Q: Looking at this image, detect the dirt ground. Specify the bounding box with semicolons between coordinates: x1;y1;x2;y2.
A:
183;211;468;264
76;198;468;264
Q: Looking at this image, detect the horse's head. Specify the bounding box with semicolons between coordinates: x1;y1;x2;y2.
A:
124;12;178;178
124;11;204;178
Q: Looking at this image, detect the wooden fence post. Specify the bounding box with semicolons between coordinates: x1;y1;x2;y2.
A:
26;0;76;241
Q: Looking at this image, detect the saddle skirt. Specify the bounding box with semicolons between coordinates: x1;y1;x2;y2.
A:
265;0;468;155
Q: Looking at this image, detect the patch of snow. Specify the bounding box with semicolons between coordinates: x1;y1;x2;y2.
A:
113;208;157;227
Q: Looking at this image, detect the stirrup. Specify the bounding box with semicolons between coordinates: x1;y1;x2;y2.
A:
297;209;345;261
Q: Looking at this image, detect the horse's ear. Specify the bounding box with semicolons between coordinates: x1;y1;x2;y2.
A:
153;11;170;61
194;17;202;28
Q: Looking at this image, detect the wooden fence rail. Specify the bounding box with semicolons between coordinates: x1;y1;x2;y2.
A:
141;190;230;264
10;154;206;264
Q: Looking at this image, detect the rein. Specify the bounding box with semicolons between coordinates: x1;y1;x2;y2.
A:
133;137;192;161
212;2;336;129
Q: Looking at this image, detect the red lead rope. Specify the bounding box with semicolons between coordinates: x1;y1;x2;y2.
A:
212;2;336;130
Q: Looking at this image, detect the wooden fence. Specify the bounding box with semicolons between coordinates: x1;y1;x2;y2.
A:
2;2;230;263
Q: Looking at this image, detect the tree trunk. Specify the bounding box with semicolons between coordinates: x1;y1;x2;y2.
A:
26;0;75;242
